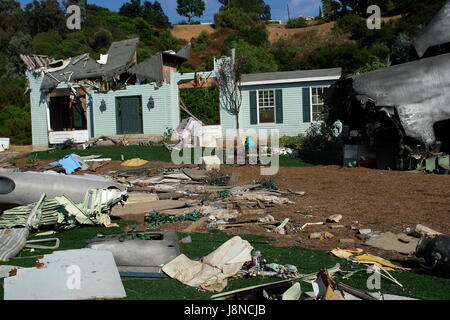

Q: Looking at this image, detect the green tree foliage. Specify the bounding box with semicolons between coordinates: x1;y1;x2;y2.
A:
286;17;308;28
231;39;278;74
180;87;220;125
0;105;32;145
0;0;20;14
143;1;170;28
231;0;271;20
270;36;302;71
176;0;205;23
24;0;66;36
119;0;170;28
214;7;260;29
226;23;268;46
192;31;212;52
300;42;371;75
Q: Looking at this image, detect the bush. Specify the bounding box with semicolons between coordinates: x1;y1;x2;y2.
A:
230;39;278;74
302;122;342;152
286;17;308;29
0;105;32;145
299;122;343;165
180;87;220;125
192;31;212;52
214;8;260;29
226;23;268;46
280;135;305;150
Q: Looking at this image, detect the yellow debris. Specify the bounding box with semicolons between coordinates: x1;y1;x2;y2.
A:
352;254;407;271
330;248;364;259
121;158;148;167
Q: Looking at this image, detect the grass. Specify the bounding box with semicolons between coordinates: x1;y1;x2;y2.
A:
27;146;315;168
2;222;450;300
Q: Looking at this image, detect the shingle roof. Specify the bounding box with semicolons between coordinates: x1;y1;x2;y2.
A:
241;68;342;85
39;38;139;90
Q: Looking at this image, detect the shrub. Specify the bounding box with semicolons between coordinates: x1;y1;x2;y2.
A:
226;23;268;46
302;122;342;152
214;8;260;29
192;31;212;52
286;17;308;29
280;135;305;150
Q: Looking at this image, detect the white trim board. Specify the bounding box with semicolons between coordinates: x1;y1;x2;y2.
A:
241;76;341;87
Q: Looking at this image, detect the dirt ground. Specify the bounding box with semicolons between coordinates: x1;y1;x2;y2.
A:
106;162;450;261
7;158;450;260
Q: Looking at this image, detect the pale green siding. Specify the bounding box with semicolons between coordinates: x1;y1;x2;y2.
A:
220;80;337;136
28;72;49;147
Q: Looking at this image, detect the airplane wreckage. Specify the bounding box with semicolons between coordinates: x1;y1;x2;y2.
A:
324;1;450;173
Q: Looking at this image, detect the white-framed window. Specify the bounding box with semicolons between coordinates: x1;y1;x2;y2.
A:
310;86;328;122
257;89;275;123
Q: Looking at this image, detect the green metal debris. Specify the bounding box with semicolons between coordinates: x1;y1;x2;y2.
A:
0;189;127;231
145;211;206;229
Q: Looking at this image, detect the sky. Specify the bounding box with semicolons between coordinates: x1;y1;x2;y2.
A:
18;0;323;24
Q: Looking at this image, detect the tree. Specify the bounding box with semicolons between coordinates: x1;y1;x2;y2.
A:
322;0;341;22
24;0;65;36
216;51;246;130
231;0;271;20
176;0;205;23
119;0;142;18
0;0;20;15
142;1;170;27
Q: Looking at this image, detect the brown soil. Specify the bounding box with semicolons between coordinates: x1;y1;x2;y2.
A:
120;164;450;261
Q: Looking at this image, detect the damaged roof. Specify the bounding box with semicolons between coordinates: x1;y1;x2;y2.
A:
128;44;191;83
241;68;342;86
414;0;450;58
24;38;139;91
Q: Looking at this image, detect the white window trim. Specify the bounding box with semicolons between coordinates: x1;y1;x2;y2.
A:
256;89;276;124
310;86;328;123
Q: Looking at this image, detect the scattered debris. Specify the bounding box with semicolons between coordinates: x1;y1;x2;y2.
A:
327;214;343;223
414;224;442;238
162;236;253;292
363;232;419;255
310;232;335;240
121;158;149;167
87;231;180;278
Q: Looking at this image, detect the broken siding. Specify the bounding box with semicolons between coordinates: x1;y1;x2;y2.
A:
28;72;49;147
220;80;337;136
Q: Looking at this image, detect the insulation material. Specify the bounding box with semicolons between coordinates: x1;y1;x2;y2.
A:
162;236;253;292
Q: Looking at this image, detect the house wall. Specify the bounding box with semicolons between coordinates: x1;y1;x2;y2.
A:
28;72;49;148
220;80;337;137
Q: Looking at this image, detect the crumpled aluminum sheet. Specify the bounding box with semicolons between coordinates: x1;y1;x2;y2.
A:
414;0;450;57
349;53;450;147
0;228;29;262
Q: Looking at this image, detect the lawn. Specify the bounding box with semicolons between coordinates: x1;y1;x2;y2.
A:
27;145;315;167
1;220;450;300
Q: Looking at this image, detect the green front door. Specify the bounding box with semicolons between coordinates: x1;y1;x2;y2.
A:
116;96;143;134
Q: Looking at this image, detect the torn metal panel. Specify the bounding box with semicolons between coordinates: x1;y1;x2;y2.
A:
4;249;127;300
128;53;165;83
414;0;450;58
0;228;29;262
0;171;127;207
87;231;181;278
129;43;191;83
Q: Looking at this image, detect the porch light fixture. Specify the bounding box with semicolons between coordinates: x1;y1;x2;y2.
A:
147;96;155;110
100;99;107;111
